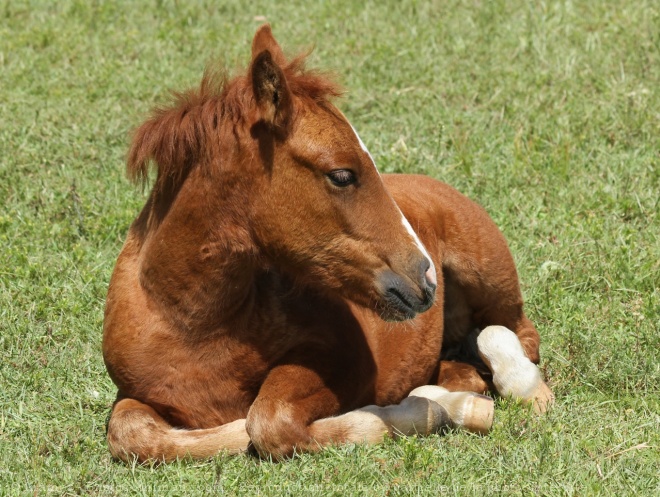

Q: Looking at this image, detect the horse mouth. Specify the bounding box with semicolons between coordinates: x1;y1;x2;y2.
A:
378;281;436;322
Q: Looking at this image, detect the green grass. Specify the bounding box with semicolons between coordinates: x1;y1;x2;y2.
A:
1;0;658;495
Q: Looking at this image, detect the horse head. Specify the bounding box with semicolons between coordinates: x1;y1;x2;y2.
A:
127;25;437;322
246;25;436;321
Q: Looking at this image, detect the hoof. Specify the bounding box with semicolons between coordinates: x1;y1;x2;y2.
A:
409;385;494;434
394;395;452;436
460;393;494;434
530;380;555;414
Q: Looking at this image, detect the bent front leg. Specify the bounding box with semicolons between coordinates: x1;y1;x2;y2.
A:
245;352;451;460
107;398;250;463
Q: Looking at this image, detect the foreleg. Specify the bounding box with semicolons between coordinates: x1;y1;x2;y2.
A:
408;385;494;434
307;396;451;448
245;359;452;459
107;398;250;463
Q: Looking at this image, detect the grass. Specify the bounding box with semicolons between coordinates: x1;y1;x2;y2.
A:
1;0;658;495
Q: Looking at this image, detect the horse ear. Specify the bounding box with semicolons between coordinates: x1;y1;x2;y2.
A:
250;25;292;131
251;24;286;66
250;51;292;130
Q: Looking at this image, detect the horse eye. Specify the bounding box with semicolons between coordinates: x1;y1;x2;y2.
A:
327;169;356;187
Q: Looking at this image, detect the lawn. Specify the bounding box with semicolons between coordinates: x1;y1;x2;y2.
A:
1;0;658;495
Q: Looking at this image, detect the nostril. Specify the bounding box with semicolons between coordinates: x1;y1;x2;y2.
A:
419;257;437;288
423;281;436;306
425;264;437;287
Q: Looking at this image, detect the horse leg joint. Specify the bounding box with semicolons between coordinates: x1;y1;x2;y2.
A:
107;398;175;463
246;398;311;460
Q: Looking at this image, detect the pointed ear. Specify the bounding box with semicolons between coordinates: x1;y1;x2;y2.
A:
250;43;293;131
251;24;287;66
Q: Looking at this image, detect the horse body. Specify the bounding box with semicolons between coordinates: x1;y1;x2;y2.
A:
103;25;552;462
103;180;441;429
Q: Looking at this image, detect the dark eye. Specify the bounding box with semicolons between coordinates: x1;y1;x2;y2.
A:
327;169;356;187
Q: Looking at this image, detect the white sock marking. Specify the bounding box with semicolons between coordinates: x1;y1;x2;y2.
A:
477;326;542;399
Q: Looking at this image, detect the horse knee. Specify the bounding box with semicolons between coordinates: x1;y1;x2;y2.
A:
245;398;311;460
107;398;175;463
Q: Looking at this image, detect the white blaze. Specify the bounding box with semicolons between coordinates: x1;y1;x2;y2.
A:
400;212;438;286
348;122;438;286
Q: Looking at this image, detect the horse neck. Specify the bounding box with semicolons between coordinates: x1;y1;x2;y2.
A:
135;167;259;330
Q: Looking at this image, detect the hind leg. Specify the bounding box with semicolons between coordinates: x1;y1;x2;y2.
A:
435;324;553;414
475;326;554;413
435;360;491;393
479;309;542;364
107;397;250;463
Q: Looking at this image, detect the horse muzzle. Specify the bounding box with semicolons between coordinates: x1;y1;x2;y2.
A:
377;265;436;322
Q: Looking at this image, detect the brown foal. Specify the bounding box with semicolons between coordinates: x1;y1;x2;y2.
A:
103;25;553;463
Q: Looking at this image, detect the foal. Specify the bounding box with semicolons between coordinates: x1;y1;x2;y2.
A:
103;25;553;462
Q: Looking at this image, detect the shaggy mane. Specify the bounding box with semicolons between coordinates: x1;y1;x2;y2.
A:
127;53;343;189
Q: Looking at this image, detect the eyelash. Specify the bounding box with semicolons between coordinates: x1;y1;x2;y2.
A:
327;169;356;187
